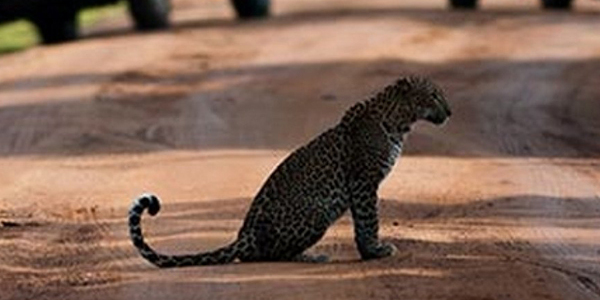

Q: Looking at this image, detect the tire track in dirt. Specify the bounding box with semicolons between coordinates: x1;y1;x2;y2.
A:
0;208;124;300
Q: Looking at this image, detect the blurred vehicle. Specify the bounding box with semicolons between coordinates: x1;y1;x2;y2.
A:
450;0;572;9
0;0;270;44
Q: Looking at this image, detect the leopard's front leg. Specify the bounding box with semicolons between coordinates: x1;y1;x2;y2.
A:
350;187;397;260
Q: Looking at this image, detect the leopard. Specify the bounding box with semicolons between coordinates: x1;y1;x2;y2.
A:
128;75;451;267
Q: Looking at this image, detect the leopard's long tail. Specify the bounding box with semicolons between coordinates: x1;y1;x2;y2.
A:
128;193;239;268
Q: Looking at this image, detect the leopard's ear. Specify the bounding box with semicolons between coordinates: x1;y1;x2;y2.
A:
395;77;412;93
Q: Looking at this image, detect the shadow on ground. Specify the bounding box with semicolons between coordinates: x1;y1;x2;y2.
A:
79;6;600;41
0;57;599;157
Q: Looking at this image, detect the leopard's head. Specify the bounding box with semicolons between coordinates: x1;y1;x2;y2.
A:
376;76;451;135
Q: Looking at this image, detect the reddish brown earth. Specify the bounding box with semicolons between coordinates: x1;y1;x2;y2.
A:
1;0;600;299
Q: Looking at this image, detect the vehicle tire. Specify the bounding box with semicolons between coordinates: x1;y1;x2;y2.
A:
231;0;270;19
449;0;478;9
128;0;171;30
31;9;78;44
541;0;572;9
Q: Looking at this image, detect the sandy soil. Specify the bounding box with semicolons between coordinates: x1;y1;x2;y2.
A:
1;0;600;299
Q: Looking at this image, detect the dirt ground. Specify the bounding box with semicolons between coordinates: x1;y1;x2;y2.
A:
1;0;600;299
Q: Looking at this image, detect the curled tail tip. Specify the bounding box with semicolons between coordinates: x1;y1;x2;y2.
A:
134;193;161;216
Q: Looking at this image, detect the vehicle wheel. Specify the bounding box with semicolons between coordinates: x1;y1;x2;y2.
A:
231;0;270;19
31;10;78;44
541;0;572;9
449;0;478;9
128;0;171;30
